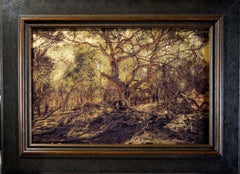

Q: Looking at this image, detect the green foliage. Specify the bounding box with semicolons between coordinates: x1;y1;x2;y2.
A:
64;47;97;82
31;27;210;116
32;49;54;92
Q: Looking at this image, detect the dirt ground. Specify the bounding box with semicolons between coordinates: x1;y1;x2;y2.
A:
32;104;209;145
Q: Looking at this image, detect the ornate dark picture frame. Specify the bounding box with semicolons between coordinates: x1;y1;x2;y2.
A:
19;15;222;156
2;0;240;173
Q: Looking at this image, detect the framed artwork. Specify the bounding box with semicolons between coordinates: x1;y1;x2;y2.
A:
2;0;240;173
19;15;222;155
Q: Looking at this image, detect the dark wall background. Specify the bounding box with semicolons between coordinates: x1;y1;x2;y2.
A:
1;0;240;173
223;1;240;172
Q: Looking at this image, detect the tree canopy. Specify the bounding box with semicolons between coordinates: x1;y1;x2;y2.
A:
31;27;210;145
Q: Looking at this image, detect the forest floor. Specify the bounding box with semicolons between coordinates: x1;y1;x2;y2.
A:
32;103;209;145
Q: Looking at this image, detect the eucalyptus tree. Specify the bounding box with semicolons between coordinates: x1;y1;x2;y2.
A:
32;29;65;117
63;27;209;111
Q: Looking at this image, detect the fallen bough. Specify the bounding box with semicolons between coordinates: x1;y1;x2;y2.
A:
32;105;209;145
